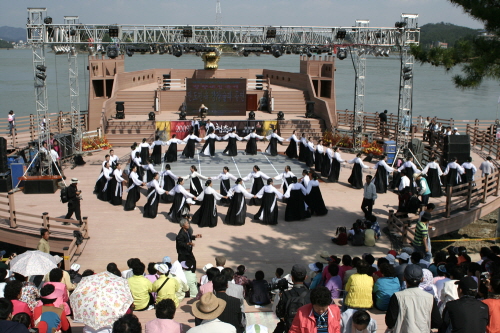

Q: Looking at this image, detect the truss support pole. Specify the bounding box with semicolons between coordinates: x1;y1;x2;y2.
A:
352;20;369;152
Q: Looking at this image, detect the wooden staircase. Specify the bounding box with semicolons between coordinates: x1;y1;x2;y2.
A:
105;120;156;147
272;90;308;116
114;91;156;115
279;119;325;143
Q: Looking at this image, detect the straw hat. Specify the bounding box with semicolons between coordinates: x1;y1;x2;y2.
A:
316;250;331;262
191;293;226;320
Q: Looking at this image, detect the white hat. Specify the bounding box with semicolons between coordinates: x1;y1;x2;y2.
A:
71;178;79;184
419;259;430;268
155;264;170;274
385;254;396;265
53;255;63;264
308;263;321;272
203;263;213;272
70;264;81;271
453;127;458;131
396;252;411;261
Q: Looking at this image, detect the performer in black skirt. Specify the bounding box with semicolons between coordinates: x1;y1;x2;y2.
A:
94;160;110;195
285;130;300;159
372;154;395;194
109;149;119;169
139;138;151;163
328;147;344;182
182;131;202;159
283;179;310;221
200;128;221;157
131;152;145;180
211;166;237;205
254;179;283;225
461;156;477;184
314;140;324;172
273;165;296;199
164;134;185;163
160;164;178;203
398;156;420;193
222;129;243;156
191;180;226;228
168;178;197;223
109;163;126;206
191;117;200;137
96;162;113;201
265;129;285;156
305;174;328;216
183;165;209;204
443;157;465;187
143;173;166;219
124;165;145;211
322;143;333;177
347;153;369;189
150;136;165;165
242;165;270;206
129;143;140;166
298;133;307;162
305;137;315;168
421;156;444;197
225;178;254;225
143;159;158;182
243;128;264;155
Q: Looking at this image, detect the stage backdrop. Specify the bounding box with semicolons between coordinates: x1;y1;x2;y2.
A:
185;78;247;116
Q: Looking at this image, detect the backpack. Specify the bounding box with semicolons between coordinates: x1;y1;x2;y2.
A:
60;186;69;203
283;287;311;330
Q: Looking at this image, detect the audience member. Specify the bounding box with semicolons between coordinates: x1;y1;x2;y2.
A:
419;268;438;301
338;255;353;282
0;268;7;297
325;263;342;299
146;262;160;284
308;262;324;289
189;293;235;333
128;261;154;311
482;277;500;333
196;267;220;299
199;263;213;286
343;257;361;287
12;273;39;311
428;251;447;277
4;280;32;322
215;256;226;271
81;269;95;278
222;267;245;311
113;314;142;333
344;260;373;310
169;261;190;304
107;262;121;277
153;264;180;307
145;299;185;333
373;263;400;311
212;274;244;333
248;270;271;306
34;284;71;333
0;298;30;333
41;268;71;315
11;312;31;330
122;258;140;279
341;309;377;333
439;267;463;313
182;260;198;298
233;265;250;293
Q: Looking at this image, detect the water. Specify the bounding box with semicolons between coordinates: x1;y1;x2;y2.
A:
1;48;499;121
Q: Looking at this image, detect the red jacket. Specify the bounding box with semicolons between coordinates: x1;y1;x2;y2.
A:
289;303;341;333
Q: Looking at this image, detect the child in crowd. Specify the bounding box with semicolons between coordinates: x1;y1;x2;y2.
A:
331;226;348;245
341;309;378;333
271;267;284;286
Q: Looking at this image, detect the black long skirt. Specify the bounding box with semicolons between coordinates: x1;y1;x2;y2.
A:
321;154;330;177
266;138;279;156
462;168;474;184
190;177;203;204
298;142;306;162
124;186;140;211
94;175;106;195
161;176;176;203
314;151;323;172
108;178;123;206
285;140;298;159
245;138;258;155
305;149;314;168
248;177;264;206
445;168;460;187
97;179;111;201
305;186;328;216
151;145;162;165
329;159;341;182
225;137;238;156
285;190;309;221
348;163;363;189
165;143;178;162
193;124;200;137
143;188;160;218
140;146;149;163
405;167;416;194
169;192;190;223
225;192;247;226
427;168;443;197
201;138;217;157
373;167;388;194
192;193;218;228
182;139;196;158
254;192;279;225
146;169;156;183
220;179;231;205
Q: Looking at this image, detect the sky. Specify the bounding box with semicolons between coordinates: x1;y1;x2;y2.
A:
1;0;483;29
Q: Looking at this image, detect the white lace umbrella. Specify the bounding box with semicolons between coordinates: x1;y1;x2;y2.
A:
70;271;134;330
9;250;58;276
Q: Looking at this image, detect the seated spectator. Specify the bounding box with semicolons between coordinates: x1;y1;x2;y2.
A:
213;274;244;333
113;314;141;333
107;263;121;277
40;268;70;315
182;260;198;298
67;263;83;285
289;286;341;333
308;262;324;289
394;253;410;288
188;293;235;333
248;270;271;306
145;299;185;333
373;258;390;279
467;262;482;284
12;273;39;312
128;261;154;311
325;263;342;299
344;260;374;310
0;268;7;297
341;309;377;333
351;224;365;246
321;257;341;286
373;263;401;311
233;265;250;293
81;269;95;278
34;284;71;333
222;268;245;314
199;263;213;286
419;268;438;301
482;277;500;333
439;267;462;313
338;255;353;282
122;258;140;279
0;298;30;333
169;261;190;304
146;262;160;284
331;227;348;245
343;257;361;287
4;281;32;324
43;256;75;292
215;256;226;271
196;267;220;299
428;251;447;277
153;264;180;307
271;267;284;287
363;226;377;247
11;312;31;330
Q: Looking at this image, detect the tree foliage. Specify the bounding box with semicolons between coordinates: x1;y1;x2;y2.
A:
411;0;500;89
419;22;477;47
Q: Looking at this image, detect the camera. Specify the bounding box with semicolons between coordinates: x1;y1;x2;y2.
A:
268;278;290;292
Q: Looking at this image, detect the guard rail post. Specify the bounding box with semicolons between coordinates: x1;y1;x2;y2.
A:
8;191;16;228
466;181;473;210
58;111;63;133
445;186;452;218
30;114;35;142
495;172;500;197
482;176;489;203
42;212;49;229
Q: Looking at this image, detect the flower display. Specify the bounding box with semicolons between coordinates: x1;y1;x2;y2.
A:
362;141;383;155
82;136;112;151
322;131;353;148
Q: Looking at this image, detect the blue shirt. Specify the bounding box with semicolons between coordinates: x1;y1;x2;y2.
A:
373;277;401;311
309;273;323;289
313;310;328;333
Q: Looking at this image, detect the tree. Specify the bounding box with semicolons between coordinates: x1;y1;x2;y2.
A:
411;0;500;89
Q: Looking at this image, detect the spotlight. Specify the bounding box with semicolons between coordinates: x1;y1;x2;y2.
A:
182;27;193;38
88;47;96;56
272;46;282;58
232;45;239;51
150;44;157;54
336;29;347;39
108;26;119;38
126;45;134;57
179;110;187;120
36;65;47;72
357;48;365;56
266;27;277;39
106;45;119;59
277;111;285;120
403;67;412;73
44;17;53;25
248;111;256;120
242;50;250;57
173;45;183;57
395;22;407;28
36;73;46;81
70;46;77;56
404;73;412;80
148;112;156;120
115;102;125;119
337;48;347;60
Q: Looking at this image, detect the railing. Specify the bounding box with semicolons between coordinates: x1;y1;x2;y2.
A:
0;191;89;268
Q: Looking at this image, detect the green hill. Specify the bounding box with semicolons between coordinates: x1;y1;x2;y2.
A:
0;39;13;48
419;22;480;48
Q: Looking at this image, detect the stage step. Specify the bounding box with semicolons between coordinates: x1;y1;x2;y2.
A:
105;120;156;147
114;91;156;115
278;118;325;143
272;90;308;114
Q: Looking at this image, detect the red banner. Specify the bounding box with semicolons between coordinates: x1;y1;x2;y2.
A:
170;121;192;140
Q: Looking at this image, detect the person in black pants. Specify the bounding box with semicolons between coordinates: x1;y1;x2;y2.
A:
65;178;82;225
175;219;201;272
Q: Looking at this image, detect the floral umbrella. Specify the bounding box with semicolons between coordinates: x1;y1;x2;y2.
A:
70;271;133;330
9;250;58;276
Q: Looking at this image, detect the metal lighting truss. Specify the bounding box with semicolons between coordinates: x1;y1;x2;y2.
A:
352;19;369;151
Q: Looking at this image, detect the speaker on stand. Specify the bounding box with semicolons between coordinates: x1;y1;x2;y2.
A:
443;135;471;165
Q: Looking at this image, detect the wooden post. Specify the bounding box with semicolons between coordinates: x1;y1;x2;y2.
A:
58;111;63;133
482;176;489;203
42;212;49;229
30;114;35;142
495;172;500;197
445;186;452;218
8;191;16;228
63;246;70;270
466;181;473;210
82;216;89;238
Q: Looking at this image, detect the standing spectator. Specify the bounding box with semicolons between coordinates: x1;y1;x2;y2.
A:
113;314;141;333
128;261;154;311
379;110;388;135
248;270;271;306
182;260;198;298
153;264;180;308
33;284;71;333
212;275;244;333
145;299;185;333
439;277;489;333
361;175;377;220
479;156;496;178
289;286;341;333
188;293;235;333
385;265;442;333
64;178;82;225
412;211;432;261
344;260;374;310
415;174;431;205
482;277;500;333
438;267;463;314
373;263;401;311
8;110;15;136
0;298;29;333
37;228;50;253
341;309;377;333
325;263;342;299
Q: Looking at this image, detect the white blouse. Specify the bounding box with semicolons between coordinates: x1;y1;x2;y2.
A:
326;148;334;160
422;161;443;176
443;162;465;175
348;157;369;169
168;184;195;198
244;133;264;140
151;140;166;148
197;186;224;201
132;157;143;167
274;171;296;180
161;170;178;180
255;185;284;199
286;134;300;143
103;167;113;180
374;160;395;173
183;171;209;181
284;182;307;198
211;172;238;181
183;134;202;143
306;179;320;194
203;133;221;141
147;179;166;195
113;169;125;182
227;184;254;199
307;141;315;152
143;164;157;173
109;154;119;164
334;152;344;162
398;161;421;174
301;175;310;188
266;133;284;142
222;133;243;141
128;171;143;191
316;144;324;153
167;138;185;145
139;142;151;149
242;171;270;182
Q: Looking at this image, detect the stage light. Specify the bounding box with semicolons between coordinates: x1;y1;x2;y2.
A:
266;27;277;39
106;45;119;59
182;27;193;38
272;46;282;58
70;46;77;56
88;47;96;56
404;73;413;80
277;111;285;120
36;65;47;72
336;29;347;39
403;67;412;73
36;73;46;81
395;22;407;28
242;50;249;57
357;48;365;56
382;49;390;57
337;48;347;60
115;102;125;119
150;44;157;54
108;26;119;38
248;111;256;120
179;110;187;120
173;45;183;57
44;17;53;25
148;112;156;120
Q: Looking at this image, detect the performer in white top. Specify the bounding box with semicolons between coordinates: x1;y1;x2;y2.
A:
164;135;185;163
479;156;496;177
139;139;152;164
109;163;126;206
143;161;158;182
191;180;226;228
328;146;345;182
95;162;113;201
143;173;166;219
300;169;310;188
284;182;307;198
283;180;310;222
421;156;444;197
183;165;209;203
347;153;369;189
109;149;119;168
225;178;254;226
461;156;477;182
265;129;285;156
124;165;146;211
150;136;166;165
201;130;221;157
182;131;202;159
130;143;140;162
298;134;308;162
314;140;324;173
243;129;264;156
191;118;200;136
205;119;215;132
254;179;283;225
222;129;243;156
274;165;296;193
285;130;300;159
242;165;270;206
304;137;315;167
211;166;238;205
159;165;178;203
305;174;328;216
373;154;395;194
168;178;197;222
443;157;465;186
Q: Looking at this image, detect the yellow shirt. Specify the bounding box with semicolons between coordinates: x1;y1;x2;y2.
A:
37;238;50;253
128;275;153;310
345;273;374;309
153;275;180;307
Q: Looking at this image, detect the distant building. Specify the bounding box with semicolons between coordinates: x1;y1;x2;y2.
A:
434;41;448;49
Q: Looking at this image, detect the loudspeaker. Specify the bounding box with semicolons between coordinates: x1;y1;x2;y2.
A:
23;179;58;194
444;135;471;165
116;101;125;119
0;174;12;192
0;137;8;173
148;112;156;120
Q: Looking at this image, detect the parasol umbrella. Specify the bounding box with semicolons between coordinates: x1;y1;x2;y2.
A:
70;271;134;330
9;250;58;276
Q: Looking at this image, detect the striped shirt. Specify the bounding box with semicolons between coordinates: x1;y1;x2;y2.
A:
413;221;428;247
313;310;328;333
